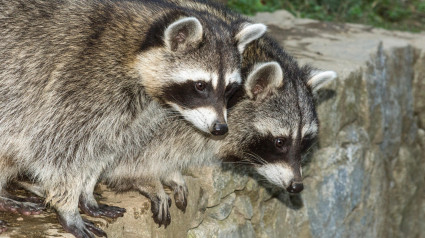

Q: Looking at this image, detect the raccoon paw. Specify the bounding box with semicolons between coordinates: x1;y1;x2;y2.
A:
173;184;188;213
0;220;7;234
150;195;172;228
79;200;126;219
0;197;44;215
95;204;126;218
58;214;107;238
163;172;188;212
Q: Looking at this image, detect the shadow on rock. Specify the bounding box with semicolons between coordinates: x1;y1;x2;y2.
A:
220;164;304;210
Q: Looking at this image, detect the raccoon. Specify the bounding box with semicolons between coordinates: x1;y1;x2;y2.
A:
223;39;337;193
0;0;266;236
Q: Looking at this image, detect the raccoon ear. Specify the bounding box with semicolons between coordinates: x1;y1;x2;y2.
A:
164;17;203;52
245;61;283;99
307;70;337;92
235;23;267;54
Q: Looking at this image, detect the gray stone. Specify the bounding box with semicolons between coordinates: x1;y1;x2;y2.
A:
207;193;236;220
233;195;253;219
187;212;255;238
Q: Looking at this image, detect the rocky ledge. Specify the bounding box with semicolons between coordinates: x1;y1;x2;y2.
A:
1;10;424;238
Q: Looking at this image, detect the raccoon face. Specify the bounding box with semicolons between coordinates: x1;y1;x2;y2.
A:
228;62;336;193
162;66;242;136
135;16;266;135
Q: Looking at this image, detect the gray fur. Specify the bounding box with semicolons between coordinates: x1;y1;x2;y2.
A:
0;0;265;236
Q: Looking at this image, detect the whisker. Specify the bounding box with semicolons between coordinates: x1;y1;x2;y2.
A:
243;151;268;165
243;153;262;165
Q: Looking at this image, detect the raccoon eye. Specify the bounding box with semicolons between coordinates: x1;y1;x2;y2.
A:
195;81;206;91
274;138;285;148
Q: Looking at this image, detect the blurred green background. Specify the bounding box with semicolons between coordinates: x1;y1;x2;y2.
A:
226;0;425;32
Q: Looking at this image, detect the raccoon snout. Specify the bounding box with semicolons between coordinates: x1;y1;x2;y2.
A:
210;122;228;135
287;181;304;194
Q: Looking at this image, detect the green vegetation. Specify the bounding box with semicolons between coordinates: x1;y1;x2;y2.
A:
227;0;425;32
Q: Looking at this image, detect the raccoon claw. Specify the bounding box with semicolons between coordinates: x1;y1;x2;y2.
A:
0;197;44;215
58;214;106;238
0;220;7;234
173;185;188;213
150;195;172;228
83;218;107;237
79;200;126;218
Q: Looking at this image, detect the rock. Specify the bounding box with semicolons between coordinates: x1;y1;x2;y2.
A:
207;193;236;220
233;195;253;219
188;209;255;238
413;51;425;129
1;10;425;238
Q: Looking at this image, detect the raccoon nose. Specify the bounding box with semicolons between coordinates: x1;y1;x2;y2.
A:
287;181;303;194
210;123;228;135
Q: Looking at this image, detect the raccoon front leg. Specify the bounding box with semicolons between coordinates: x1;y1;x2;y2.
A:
79;176;126;219
162;171;188;212
136;179;172;228
0;220;6;234
44;179;106;238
